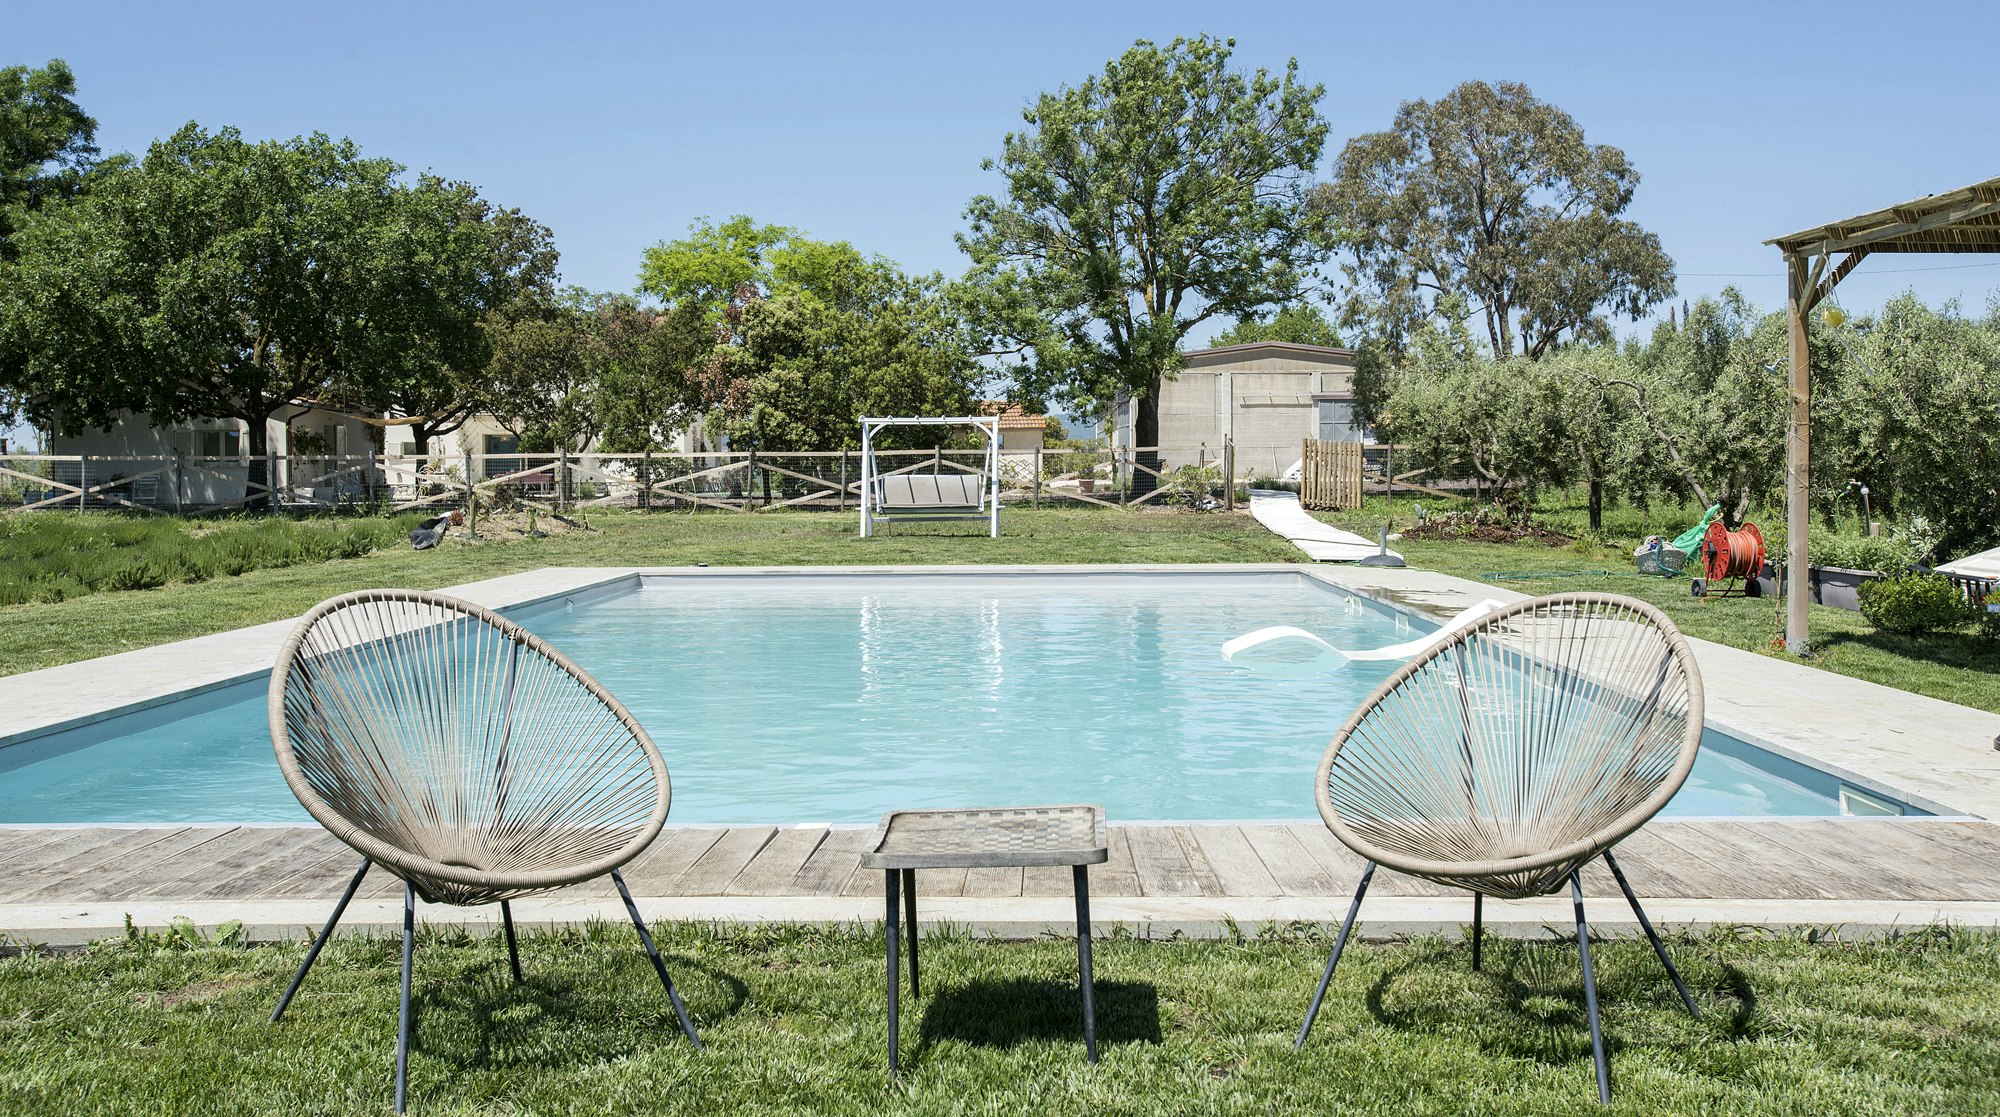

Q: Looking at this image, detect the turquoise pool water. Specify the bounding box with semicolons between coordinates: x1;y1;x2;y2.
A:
0;574;1912;824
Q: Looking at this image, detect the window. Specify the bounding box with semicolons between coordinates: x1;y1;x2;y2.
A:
194;429;242;458
483;434;523;480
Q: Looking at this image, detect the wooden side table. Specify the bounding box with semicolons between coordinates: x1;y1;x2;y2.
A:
858;804;1109;1073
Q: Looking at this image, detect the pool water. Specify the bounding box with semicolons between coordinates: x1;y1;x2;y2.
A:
0;574;1907;824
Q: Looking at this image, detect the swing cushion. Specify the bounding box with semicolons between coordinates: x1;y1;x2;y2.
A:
877;473;986;510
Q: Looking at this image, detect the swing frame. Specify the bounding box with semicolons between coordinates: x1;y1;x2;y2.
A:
858;416;1002;538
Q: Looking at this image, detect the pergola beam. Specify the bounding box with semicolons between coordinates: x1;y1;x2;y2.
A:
1766;174;2000;654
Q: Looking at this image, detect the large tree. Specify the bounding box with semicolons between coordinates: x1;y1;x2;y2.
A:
1324;80;1673;360
958;36;1333;465
0;123;401;464
346;177;559;455
1207;302;1343;349
0;59;99;260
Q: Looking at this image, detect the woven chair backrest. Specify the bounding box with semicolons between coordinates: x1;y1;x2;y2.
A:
269;590;670;903
1315;593;1702;897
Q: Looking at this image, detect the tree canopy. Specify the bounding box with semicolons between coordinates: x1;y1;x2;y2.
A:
0;59;100;260
1323;80;1674;360
1208;303;1343;349
958;35;1334;448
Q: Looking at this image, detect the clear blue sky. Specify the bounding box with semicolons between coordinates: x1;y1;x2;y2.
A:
14;0;2000;329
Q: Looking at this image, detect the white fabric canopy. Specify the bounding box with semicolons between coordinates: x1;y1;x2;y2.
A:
1937;545;2000;580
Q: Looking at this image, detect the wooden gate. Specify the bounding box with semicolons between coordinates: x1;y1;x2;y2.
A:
1300;438;1363;510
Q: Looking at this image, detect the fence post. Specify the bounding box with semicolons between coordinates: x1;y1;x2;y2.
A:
1033;446;1042;509
366;450;377;508
642;446;652;511
840;450;849;511
1224;438;1234;512
78;455;87;512
557;449;568;515
1117;447;1127;508
746;449;757;512
464;449;475;519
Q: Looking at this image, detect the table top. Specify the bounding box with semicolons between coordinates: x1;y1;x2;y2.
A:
859;804;1108;870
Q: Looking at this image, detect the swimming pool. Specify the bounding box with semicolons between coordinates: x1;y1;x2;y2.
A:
0;571;1922;824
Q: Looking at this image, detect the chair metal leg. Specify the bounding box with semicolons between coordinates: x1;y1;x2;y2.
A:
1570;872;1611;1104
885;869;901;1075
271;857;370;1023
1075;865;1098;1064
1471;891;1483;972
610;870;702;1049
902;867;920;998
500;899;523;984
395;882;415;1114
1296;861;1375;1050
1602;851;1700;1019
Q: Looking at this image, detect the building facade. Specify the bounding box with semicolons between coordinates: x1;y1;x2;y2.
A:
1115;341;1369;478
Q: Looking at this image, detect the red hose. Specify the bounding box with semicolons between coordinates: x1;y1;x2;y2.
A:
1702;521;1765;582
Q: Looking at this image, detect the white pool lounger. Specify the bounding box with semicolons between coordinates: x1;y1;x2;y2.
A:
1221;598;1510;677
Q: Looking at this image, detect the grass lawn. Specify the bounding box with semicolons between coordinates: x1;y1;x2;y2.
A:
0;508;1299;677
1312;495;2000;714
1;923;1994;1116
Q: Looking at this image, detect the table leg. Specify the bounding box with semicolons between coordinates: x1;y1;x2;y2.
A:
885;869;900;1075
902;867;921;998
1074;864;1098;1064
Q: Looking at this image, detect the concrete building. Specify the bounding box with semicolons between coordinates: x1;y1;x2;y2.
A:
1114;341;1370;478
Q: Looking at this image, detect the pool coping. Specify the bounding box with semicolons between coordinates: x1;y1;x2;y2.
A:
2;562;1995;821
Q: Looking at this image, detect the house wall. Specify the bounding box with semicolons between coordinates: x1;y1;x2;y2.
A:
1117;343;1363;476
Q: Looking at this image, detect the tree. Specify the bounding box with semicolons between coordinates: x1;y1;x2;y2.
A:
483;298;597;457
346;177;559;455
0;59;99;260
958;36;1333;471
1208;302;1343;348
0;124;401;472
638;216;900;318
1323;80;1673;360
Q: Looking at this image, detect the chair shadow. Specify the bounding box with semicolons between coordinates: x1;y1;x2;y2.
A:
418;947;747;1072
1359;936;1761;1072
916;977;1162;1055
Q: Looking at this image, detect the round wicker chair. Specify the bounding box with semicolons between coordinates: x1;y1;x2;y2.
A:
266;589;700;1112
1294;593;1705;1103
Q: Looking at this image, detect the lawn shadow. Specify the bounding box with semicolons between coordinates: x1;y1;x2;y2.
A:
416;950;747;1072
916;977;1161;1055
1812;628;2000;678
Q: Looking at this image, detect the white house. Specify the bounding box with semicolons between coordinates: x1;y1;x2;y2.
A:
1114;341;1369;478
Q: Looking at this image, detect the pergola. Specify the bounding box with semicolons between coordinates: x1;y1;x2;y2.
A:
1765;174;2000;652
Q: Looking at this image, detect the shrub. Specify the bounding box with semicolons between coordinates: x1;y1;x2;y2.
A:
1857;572;1975;635
1980;593;2000;643
1808;526;1915;573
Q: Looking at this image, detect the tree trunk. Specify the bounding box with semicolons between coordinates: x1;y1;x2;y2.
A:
1587;477;1603;532
1131;375;1162;497
243;413;272;513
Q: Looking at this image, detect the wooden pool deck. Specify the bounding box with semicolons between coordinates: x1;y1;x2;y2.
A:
4;817;1998;945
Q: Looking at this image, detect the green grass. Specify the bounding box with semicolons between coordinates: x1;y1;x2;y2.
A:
0;508;1299;677
0;513;429;606
2;923;1995;1115
1313;494;2000;714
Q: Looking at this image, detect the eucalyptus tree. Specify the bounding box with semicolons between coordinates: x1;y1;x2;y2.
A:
1324;80;1674;360
958;36;1334;469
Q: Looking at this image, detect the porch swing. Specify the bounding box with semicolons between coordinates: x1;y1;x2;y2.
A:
858;416;1002;538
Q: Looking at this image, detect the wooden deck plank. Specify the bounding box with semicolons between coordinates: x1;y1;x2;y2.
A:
1093;829;1140;897
13;828;244;903
190;830;353;899
1240;825;1342;896
1644;824;1829;900
1022;865;1074;895
795;828;872;897
617;827;727;893
1713;822;1932;901
913;867;969;898
1184;825;1282;896
723;827;828;896
1821;822;2000;897
672;827;778;895
0;828;194;895
1125;826;1203;897
961;867;1025;898
86;827;271;900
260;846;372;898
1601;829;1712;897
10;828;241;902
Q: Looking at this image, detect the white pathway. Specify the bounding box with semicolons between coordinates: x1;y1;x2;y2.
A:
1247;489;1403;563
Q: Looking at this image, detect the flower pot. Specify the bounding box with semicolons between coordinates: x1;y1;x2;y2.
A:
1808;565;1878;611
1078;478;1096;494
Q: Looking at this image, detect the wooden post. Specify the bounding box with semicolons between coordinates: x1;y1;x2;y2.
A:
77;455;86;512
265;447;277;511
746;449;757;512
1033;446;1042;509
557;448;568;515
464;449;476;519
1784;255;1812;654
840;449;849;511
1223;437;1234;511
642;446;652;511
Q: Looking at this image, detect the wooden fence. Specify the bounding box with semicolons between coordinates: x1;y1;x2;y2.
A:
1298;438;1364;510
0;443;1249;517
